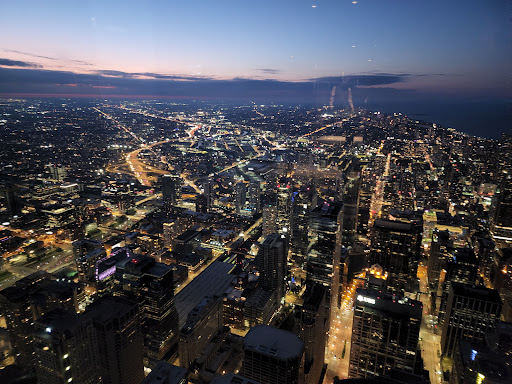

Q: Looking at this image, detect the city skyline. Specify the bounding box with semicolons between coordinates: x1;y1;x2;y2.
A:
0;1;510;137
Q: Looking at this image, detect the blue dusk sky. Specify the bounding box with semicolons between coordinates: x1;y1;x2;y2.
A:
0;0;510;136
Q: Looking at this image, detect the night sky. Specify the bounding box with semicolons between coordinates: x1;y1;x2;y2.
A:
0;0;510;137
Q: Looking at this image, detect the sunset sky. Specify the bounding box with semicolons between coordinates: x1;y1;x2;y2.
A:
0;0;510;126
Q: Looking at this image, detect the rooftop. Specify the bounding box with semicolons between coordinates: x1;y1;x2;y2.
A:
244;325;304;361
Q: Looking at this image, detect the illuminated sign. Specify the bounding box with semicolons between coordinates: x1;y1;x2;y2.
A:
471;349;478;361
357;295;376;305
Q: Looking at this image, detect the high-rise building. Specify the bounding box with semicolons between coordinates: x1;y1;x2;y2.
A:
72;239;106;284
242;325;305;384
178;295;224;369
307;201;343;288
441;283;502;358
290;186;316;288
162;174;182;210
300;283;328;384
491;183;512;246
85;295;144;384
248;181;261;213
114;255;179;368
276;180;292;238
257;233;287;303
339;160;361;248
204;179;215;212
349;288;423;378
262;205;278;238
0;272;81;371
33;308;99;384
1;183;20;216
369;218;422;295
235;182;247;214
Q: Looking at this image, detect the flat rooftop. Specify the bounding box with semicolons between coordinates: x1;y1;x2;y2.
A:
175;261;235;329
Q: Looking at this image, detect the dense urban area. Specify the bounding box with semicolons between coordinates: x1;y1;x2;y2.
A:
0;98;511;384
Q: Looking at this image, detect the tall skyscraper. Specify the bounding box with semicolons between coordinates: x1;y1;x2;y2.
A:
349;288;423;378
0;271;81;371
242;325;305;384
248;181;261;213
262;205;278;238
235;182;247;214
178;295;224;369
257;233;287;303
204;179;215;212
307;201;343;288
85;295;144;384
276;180;292;238
369;218;422;295
162;174;181;210
491;183;512;246
114;255;179;368
300;283;328;384
33;309;99;384
340;166;361;248
290;186;316;288
1;183;20;216
441;283;502;358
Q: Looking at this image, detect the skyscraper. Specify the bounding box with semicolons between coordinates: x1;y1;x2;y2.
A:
257;233;287;303
162;174;181;210
33;308;99;384
369;218;422;295
307;201;343;288
242;325;305;384
235;182;247;214
248;181;261;213
262;205;278;238
85;295;144;384
349;288;423;379
300;283;328;384
441;283;502;358
114;255;179;368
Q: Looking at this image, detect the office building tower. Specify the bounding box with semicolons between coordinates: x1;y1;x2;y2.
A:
33;309;99;384
248;181;261;213
349;288;422;378
441;283;502;358
451;340;512;384
204;179;215;212
0;272;81;371
340;167;361;248
290;186;316;288
1;183;20;216
257;234;287;303
162;174;181;210
114;255;179;368
141;361;188;384
276;180;292;237
369;218;422;295
86;295;144;384
262;205;278;238
300;284;328;384
235;182;247;214
178;296;224;369
491;184;512;246
437;247;479;323
242;325;305;384
72;239;106;284
307;201;343;288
